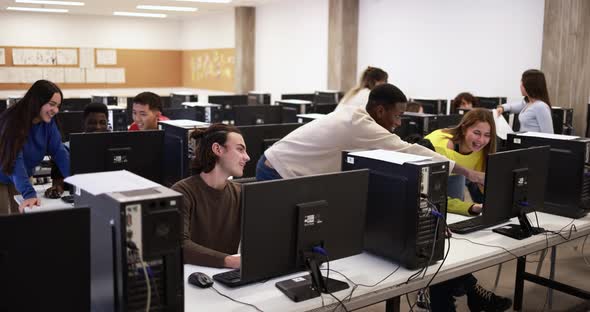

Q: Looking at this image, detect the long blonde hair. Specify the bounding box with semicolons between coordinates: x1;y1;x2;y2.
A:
340;66;388;103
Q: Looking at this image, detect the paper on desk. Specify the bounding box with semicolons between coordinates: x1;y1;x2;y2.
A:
349;149;432;165
296;113;326;119
64;170;160;196
493;109;513;140
159;119;210;128
516;131;579;140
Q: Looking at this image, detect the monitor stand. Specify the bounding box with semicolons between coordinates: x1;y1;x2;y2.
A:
492;168;544;240
275;257;349;302
493;211;544;240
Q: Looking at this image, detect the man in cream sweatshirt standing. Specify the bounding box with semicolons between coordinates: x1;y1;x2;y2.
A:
256;83;484;185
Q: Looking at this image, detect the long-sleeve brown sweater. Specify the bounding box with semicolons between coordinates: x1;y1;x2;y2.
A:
172;175;241;268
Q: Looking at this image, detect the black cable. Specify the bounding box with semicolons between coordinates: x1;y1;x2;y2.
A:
210;286;264;312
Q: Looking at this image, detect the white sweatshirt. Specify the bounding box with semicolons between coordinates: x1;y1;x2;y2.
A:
334;88;370;114
264;107;455;178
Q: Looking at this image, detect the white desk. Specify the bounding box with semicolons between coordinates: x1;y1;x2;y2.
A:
13;184;74;213
183;212;590;311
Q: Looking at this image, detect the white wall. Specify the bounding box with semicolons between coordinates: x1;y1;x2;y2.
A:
0;12;182;49
180;11;235;50
358;0;545;101
255;0;329;100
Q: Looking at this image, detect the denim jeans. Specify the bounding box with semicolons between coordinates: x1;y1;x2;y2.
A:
255;155;283;181
447;175;466;201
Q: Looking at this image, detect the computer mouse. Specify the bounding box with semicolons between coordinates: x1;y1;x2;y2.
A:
188;272;214;288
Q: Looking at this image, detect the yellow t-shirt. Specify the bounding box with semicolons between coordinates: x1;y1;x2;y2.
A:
425;129;484;173
425;129;485;215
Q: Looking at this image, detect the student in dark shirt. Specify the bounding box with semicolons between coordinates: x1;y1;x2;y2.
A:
45;102;109;198
0;80;69;214
172;124;251;268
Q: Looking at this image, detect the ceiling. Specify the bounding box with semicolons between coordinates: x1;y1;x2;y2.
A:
0;0;274;19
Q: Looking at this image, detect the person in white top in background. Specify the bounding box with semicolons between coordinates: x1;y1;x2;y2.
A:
334;66;388;114
496;69;554;134
256;83;485;186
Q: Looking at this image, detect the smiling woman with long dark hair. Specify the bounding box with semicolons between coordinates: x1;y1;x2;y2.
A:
0;80;70;214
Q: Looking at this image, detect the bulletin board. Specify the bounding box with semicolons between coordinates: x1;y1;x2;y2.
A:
0;46;182;90
181;48;235;92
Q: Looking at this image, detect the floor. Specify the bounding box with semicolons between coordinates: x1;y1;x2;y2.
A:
354;237;590;311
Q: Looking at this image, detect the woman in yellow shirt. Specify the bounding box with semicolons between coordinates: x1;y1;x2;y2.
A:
425;108;496;215
425;108;511;311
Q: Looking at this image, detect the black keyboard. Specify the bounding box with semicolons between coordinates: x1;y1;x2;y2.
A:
448;216;485;234
213;269;250;287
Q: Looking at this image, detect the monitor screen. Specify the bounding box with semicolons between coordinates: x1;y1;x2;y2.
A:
170;93;198;109
69;130;164;183
412;99;448;115
237;123;303;177
163;107;200;121
475;97;507;109
55;111;85;142
238;169;369;283
0;208;90;311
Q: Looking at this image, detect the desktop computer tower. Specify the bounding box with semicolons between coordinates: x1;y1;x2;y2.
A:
75;184;184;312
507;133;590;218
394;112;452;139
314;90;342;105
108;107;129;131
551;107;574;135
159;120;210;186
0;99;7;113
92;95;118;106
247;92;271;105
410;98;449;115
341;150;449;269
170;93;198;109
181;103;222;123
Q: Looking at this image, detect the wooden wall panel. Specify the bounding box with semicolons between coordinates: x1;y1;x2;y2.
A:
181;48;235;92
541;0;590;135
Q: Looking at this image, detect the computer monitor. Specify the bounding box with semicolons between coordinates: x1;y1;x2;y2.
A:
313;90;342;105
208;94;249;122
551;107;574;135
61;98;91;112
213;169;369;301
411;98;449;115
0;207;90;311
163;107;200;121
0;99;7;114
55;111;84;141
233;105;282;126
91;95;118;106
313;103;337;114
486;146;550;239
507;133;589;218
170;92;198;109
475;96;507;109
247;92;271;105
237;123;303;177
69;131;164;183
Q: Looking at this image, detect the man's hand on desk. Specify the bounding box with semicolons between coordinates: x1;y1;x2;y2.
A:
18;197;41;213
224;254;241;269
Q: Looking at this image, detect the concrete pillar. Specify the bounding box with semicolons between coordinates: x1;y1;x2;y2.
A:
235;6;255;94
327;0;359;92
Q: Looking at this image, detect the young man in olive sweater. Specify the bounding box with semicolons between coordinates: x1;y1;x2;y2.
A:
172;124;250;268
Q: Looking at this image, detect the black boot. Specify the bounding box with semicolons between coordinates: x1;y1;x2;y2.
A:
466;284;512;312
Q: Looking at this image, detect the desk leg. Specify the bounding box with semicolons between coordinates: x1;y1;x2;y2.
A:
548;246;556;309
514;256;526;311
385;297;400;312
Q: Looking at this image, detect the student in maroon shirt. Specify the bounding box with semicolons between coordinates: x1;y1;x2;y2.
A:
128;91;169;131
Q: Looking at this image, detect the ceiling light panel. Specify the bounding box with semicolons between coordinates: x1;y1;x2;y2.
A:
15;0;84;5
113;11;167;18
137;5;197;12
7;6;68;12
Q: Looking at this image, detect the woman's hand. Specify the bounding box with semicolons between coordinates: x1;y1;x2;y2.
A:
18;197;41;213
495;105;504;116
